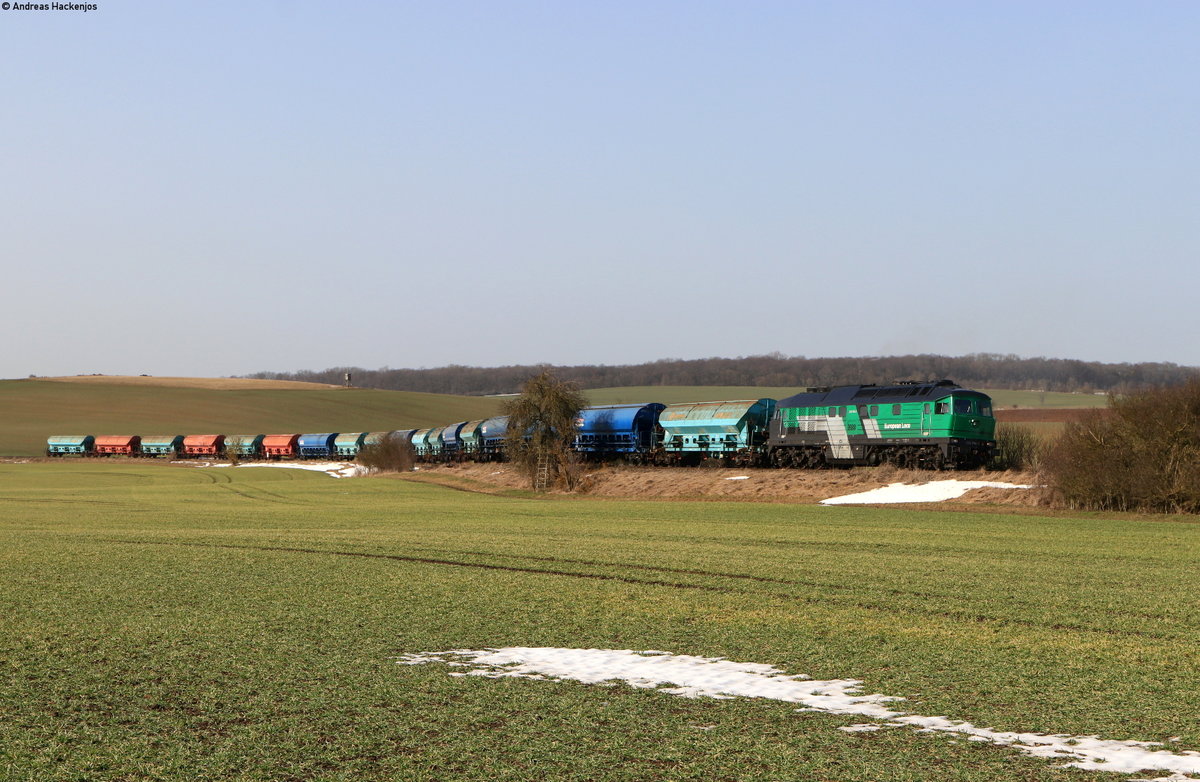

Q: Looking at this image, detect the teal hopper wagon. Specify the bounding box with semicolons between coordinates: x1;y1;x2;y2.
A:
659;399;776;466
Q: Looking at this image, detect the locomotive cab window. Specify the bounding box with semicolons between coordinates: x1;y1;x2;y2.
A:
954;399;975;415
935;401;950;415
980;402;993;416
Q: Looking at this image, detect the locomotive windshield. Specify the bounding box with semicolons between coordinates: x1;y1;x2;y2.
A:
952;397;994;416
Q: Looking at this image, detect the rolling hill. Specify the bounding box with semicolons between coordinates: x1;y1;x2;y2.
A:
2;377;504;457
5;377;1105;458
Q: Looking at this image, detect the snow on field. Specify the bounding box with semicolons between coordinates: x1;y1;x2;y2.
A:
820;480;1032;505
189;461;368;479
399;648;1200;778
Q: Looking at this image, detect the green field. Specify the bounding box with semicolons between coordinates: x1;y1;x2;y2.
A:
0;380;503;457
1;461;1196;781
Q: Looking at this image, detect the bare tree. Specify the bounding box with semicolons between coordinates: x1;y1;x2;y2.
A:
502;370;588;491
357;433;415;474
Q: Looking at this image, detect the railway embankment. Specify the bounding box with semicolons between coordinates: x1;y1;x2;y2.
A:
404;462;1044;507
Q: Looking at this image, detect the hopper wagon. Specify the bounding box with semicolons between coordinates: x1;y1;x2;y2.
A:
334;432;369;459
94;435;141;456
478;417;509;460
457;419;488;457
139;435;184;458
226;435;265;459
46;435;95;456
440;422;468;459
424;427;446;460
410;428;436;459
183;434;226;458
298;433;338;460
573;403;666;462
660;399;776;466
262;434;300;459
391;429;418;445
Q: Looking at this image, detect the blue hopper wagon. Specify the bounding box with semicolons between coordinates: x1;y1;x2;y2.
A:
573;403;666;461
440;422;468;457
298;433;339;460
478;417;509;460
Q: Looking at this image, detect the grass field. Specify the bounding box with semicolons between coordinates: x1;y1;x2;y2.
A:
1;461;1196;781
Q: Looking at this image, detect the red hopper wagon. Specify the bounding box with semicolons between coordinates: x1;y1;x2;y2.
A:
183;434;225;457
94;435;141;456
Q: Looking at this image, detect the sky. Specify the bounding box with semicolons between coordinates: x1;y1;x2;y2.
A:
2;1;1197;378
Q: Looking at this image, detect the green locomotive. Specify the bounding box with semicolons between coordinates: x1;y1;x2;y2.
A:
768;380;994;469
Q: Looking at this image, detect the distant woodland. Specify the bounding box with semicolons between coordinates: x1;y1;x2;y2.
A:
247;354;1200;396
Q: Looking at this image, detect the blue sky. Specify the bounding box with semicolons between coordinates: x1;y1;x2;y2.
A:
2;1;1197;378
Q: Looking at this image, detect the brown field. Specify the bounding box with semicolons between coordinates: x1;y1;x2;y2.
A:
34;375;340;391
994;408;1104;424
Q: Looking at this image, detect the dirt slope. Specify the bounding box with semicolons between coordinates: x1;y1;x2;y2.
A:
411;463;1042;506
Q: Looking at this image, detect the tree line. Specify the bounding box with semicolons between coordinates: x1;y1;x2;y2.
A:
246;353;1198;395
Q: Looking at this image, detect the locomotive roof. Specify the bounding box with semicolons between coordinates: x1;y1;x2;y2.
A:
776;380;984;408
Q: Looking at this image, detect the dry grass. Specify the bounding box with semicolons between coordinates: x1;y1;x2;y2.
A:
409;463;1041;506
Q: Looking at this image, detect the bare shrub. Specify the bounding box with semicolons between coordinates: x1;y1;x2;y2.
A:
990;424;1042;471
502;370;588;491
225;436;242;465
357;433;415;474
1042;382;1200;513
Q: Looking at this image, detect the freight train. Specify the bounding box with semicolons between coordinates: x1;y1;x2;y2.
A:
45;380;996;470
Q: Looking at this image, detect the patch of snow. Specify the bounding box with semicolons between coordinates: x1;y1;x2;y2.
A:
725;476;750;481
820;480;1032;505
399;648;1200;776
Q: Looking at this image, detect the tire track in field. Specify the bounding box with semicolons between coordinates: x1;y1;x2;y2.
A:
212;484;302;504
403;545;1197;630
0;497;127;505
196;469;303;502
102;539;1191;642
